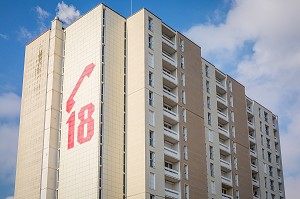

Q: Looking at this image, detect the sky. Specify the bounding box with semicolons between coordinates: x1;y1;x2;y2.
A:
0;0;299;198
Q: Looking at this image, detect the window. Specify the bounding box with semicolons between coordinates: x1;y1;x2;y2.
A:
266;191;268;199
208;130;213;142
184;165;188;180
148;53;154;68
149;173;155;190
233;142;237;154
264;163;267;174
149;91;154;106
180;38;184;52
262;148;265;160
149;71;154;86
209;146;214;160
181;55;185;69
268;152;272;163
181;72;185;86
230;95;233;107
149;130;154;147
265;125;270;136
232;126;236;138
234;157;238;170
148;110;154;126
184;146;188;160
266;138;271;149
271;194;275;199
265;177;268;188
210;163;214;177
205;65;209;77
182;109;186;122
148;17;153;31
207;96;211;109
229;80;232;92
148;34;153;49
150;194;155;199
183;126;187;141
150;151;155;168
184;184;189;199
264;112;269;123
260;121;262;131
206;81;210;93
270;179;274;191
236;190;240;199
231;111;235;122
182;90;186;104
235;174;239;186
259;108;261;118
269;166;273;177
208;112;211;125
261;134;264;145
211;181;216;195
165;161;173;169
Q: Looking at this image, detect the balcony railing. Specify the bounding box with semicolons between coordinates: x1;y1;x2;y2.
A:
248;121;254;128
251;164;258;172
163;70;177;85
165;167;180;181
216;79;226;90
274;136;278;142
221;175;232;186
165;187;180;199
220;159;231;170
217;95;227;105
162;51;176;67
249;135;256;143
252;178;259;187
222;193;233;199
218;126;229;137
250;149;257;157
163;108;178;122
164;127;179;141
163;89;178;103
217;110;228;121
220;142;231;154
247;106;253;113
162;34;175;48
164;146;179;160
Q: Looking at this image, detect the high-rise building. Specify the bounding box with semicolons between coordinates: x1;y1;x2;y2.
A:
14;4;285;199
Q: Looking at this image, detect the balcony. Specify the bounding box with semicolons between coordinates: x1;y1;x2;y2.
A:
165;188;180;199
220;142;231;154
163;70;177;87
217;94;228;107
274;136;278;143
218;126;229;138
253;195;260;199
220;159;232;171
221;175;233;187
222;193;233;199
164;146;179;161
217;110;228;122
249;135;256;143
251;164;258;173
165;167;180;181
164;127;179;142
275;149;280;156
278;176;282;182
250;149;257;157
216;78;226;90
252;178;259;188
163;107;179;124
162;51;176;68
248;121;255;130
280;190;284;197
163;89;178;106
247;106;253;114
162;34;176;50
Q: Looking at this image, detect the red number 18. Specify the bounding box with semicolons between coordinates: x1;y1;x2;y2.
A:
66;103;95;149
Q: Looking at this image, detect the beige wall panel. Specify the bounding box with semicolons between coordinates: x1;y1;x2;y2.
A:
14;30;51;199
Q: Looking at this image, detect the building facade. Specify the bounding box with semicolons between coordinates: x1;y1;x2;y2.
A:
14;4;285;199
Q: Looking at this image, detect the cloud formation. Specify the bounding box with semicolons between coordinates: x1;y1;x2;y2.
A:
35;6;50;32
0;33;9;40
56;1;80;25
184;0;300;198
0;93;21;119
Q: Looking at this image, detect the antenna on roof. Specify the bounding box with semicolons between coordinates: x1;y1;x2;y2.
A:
131;0;133;15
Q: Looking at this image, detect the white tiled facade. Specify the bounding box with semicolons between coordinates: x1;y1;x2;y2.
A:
15;3;285;199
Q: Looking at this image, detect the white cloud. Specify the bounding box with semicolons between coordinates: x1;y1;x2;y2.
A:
0;33;9;40
6;196;14;199
35;6;49;20
19;27;34;40
285;175;300;199
56;1;80;25
35;6;50;32
0;93;21;119
184;0;300;198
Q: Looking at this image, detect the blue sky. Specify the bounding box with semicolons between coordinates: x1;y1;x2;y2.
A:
1;0;300;198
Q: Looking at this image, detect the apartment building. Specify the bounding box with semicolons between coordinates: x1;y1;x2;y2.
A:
14;3;285;199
